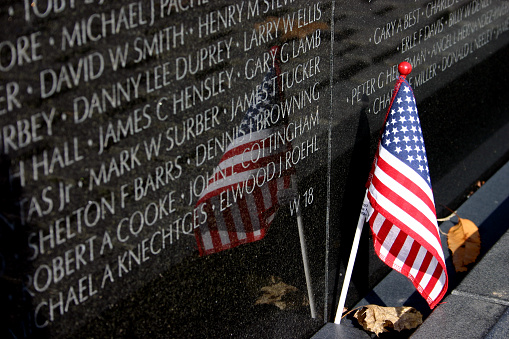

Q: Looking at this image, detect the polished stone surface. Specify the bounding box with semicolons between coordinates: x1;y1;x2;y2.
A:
1;1;508;337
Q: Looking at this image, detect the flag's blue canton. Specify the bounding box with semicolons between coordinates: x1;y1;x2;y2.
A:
381;80;430;186
238;67;277;136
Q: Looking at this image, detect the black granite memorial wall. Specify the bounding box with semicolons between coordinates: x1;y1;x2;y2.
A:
0;1;508;338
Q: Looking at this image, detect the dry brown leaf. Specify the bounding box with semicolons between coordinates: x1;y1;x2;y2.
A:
447;218;481;272
255;276;308;310
354;305;422;336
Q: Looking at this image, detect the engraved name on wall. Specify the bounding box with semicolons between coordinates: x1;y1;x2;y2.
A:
0;0;331;334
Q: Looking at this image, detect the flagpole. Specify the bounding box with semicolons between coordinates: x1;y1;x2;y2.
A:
292;176;317;319
334;189;369;324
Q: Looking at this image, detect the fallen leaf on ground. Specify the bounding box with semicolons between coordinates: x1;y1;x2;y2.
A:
354;305;422;336
255;276;308;310
447;218;481;272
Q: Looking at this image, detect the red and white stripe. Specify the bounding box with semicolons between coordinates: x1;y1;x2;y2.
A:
195;127;293;256
367;146;447;308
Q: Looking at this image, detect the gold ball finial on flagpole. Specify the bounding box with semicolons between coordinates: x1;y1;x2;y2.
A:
398;62;412;77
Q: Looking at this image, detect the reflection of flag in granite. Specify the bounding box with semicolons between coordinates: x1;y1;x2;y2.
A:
365;76;448;308
194;52;293;256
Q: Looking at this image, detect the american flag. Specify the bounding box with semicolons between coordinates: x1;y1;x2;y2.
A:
366;76;448;308
194;49;293;256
